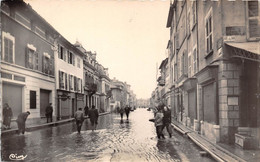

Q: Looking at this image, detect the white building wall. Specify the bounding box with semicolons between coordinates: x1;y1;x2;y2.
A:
1;64;56;119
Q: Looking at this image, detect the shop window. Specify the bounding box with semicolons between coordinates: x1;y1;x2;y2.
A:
30;91;36;109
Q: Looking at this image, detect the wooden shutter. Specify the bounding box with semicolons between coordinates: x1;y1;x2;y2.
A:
65;73;68;90
35;51;39;70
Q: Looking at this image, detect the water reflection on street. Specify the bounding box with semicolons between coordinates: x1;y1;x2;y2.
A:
1;109;215;162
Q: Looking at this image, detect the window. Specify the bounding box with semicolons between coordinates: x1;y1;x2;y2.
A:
15;12;30;29
30;91;36;109
58;45;65;61
43;53;53;75
187;12;191;36
35;26;45;38
26;45;39;70
74;76;78;91
3;35;14;63
68;74;74;91
78;78;81;93
205;8;213;54
77;57;81;68
1;3;10;15
248;1;260;38
193;48;197;74
59;71;65;89
65;73;68;90
68;51;75;65
188;53;192;77
192;1;196;28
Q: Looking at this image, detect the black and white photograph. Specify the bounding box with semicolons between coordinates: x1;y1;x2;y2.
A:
1;0;260;161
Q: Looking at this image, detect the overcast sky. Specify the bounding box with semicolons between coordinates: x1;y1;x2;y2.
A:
25;0;170;99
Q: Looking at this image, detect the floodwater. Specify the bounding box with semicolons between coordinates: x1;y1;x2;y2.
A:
1;108;215;162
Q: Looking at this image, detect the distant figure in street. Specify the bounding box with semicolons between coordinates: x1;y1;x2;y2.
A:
119;107;125;120
116;106;120;113
88;105;99;131
154;107;165;139
3;103;13;129
45;103;53;123
125;105;131;120
16;111;30;135
84;105;89;117
162;105;172;138
74;108;84;133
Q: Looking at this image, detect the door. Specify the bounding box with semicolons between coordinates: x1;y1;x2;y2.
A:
3;83;22;118
40;89;50;117
203;83;216;124
240;61;258;127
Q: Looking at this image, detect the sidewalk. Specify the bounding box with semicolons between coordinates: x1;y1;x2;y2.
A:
171;120;260;162
1;112;110;136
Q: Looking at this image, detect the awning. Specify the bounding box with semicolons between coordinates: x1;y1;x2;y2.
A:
225;42;260;62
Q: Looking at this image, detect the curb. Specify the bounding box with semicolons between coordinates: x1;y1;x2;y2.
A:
1;112;111;136
171;122;245;162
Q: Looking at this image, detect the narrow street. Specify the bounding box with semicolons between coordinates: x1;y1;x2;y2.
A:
2;109;215;162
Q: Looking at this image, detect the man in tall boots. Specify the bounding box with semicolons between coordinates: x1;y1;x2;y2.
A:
74;108;84;133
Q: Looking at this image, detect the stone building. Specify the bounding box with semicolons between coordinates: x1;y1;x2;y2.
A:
166;0;260;149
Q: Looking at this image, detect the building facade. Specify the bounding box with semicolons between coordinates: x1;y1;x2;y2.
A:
110;78;136;112
1;0;112;128
1;0;56;126
165;0;260;149
55;38;84;119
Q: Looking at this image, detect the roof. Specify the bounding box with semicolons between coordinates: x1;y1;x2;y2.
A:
166;5;174;28
159;58;169;69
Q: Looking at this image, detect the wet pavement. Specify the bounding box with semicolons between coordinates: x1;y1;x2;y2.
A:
1;109;215;162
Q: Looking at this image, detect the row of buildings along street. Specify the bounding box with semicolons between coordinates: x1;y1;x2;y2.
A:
150;0;260;150
0;0;138;129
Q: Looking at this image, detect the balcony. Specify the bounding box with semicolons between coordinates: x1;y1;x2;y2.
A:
84;83;97;96
157;76;165;86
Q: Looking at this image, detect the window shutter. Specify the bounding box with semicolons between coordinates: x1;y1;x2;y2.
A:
35;52;39;70
25;47;29;68
74;76;77;91
58;44;61;59
59;71;62;89
175;32;179;50
50;56;54;75
72;54;75;66
68;74;71;91
81;79;82;93
249;19;260;37
42;55;45;73
9;40;13;63
64;49;67;62
65;73;68;90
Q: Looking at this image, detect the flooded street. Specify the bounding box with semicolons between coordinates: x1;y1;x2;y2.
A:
2;109;215;162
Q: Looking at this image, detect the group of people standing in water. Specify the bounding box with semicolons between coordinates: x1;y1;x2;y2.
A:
153;104;172;139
